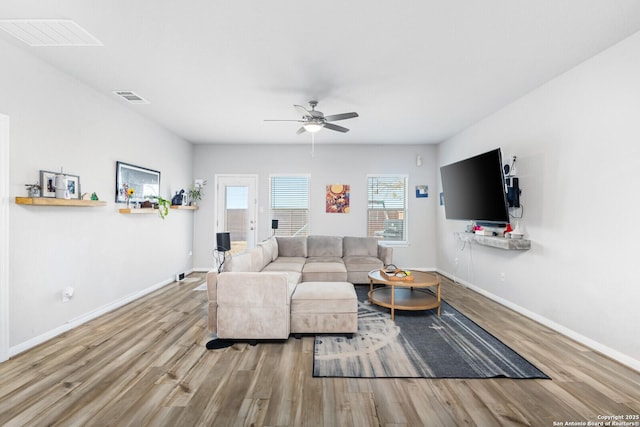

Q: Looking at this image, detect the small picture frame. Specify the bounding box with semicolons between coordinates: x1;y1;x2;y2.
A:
66;174;81;199
415;185;428;198
39;170;57;198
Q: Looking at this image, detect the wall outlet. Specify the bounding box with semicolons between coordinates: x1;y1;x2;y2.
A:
500;272;506;282
62;286;74;303
454;257;459;265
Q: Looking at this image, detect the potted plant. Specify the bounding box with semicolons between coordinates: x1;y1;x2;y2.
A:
147;195;171;219
188;180;207;206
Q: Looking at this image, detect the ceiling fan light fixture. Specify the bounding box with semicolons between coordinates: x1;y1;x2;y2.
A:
303;122;324;133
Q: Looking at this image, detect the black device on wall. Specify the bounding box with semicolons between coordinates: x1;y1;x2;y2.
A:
506;176;521;208
440;148;510;227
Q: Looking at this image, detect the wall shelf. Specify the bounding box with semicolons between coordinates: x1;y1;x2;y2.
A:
455;232;530;250
15;197;106;207
170;205;198;210
118;208;157;214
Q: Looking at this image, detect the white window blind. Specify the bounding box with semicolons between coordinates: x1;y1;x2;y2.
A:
367;175;408;242
270;175;310;236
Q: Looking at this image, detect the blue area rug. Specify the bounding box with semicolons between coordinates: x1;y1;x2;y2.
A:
313;286;550;379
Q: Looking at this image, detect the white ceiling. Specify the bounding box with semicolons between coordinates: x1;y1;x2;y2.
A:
2;1;640;145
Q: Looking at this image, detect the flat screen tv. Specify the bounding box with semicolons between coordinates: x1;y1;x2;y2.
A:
440;148;509;226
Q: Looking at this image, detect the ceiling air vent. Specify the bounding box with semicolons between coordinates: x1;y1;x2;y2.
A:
113;91;150;105
0;19;103;46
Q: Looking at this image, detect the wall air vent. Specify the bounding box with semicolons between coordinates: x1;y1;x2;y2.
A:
0;19;103;46
113;91;150;105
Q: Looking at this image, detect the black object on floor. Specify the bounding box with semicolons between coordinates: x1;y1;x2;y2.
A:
206;339;234;350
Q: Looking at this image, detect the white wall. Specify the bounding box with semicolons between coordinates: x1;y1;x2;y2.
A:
436;31;640;366
192;143;438;272
1;39;194;351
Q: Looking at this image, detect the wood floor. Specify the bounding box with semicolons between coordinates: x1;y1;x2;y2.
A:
0;273;638;426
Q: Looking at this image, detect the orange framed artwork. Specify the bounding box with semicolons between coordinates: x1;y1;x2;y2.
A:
326;184;350;213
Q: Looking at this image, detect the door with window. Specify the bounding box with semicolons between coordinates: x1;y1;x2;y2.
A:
216;175;258;255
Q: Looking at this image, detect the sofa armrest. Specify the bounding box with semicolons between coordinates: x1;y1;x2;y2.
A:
217;272;290;307
216;271;292;339
377;244;393;265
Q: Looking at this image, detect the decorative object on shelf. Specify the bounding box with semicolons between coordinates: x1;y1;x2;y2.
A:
115;161;160;204
188;179;207;206
39;170;56;197
122;183;135;207
25;183;41;197
171;189;185;206
91;192;99;201
326;184;350;213
510;221;524;239
147;195;170;219
65;174;80;199
215;231;231;273
54;170;69;199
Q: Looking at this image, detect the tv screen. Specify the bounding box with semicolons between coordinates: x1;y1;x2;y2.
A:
440;148;509;226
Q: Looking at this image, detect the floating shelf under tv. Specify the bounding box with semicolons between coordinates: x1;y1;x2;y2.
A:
455;232;530;250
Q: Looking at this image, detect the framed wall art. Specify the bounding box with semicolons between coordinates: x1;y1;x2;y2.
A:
326;184;350;213
115;161;160;203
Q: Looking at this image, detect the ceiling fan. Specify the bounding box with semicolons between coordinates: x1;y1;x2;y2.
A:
265;100;359;134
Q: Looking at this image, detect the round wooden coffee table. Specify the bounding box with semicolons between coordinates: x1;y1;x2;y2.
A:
368;269;441;320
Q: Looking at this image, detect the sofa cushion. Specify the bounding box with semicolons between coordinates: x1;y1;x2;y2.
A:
259;267;303;286
302;258;347;282
343;255;383;273
258;236;278;262
291;282;357;314
308;235;343;257
249;246;264;272
264;256;306;273
224;251;251;272
276;236;308;257
343;236;378;257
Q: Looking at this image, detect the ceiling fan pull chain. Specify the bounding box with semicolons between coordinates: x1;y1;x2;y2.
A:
311;133;315;157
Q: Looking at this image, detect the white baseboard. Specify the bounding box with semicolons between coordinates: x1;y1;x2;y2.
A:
8;276;177;358
437;269;640;373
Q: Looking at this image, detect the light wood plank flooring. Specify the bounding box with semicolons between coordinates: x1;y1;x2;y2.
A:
0;273;638;426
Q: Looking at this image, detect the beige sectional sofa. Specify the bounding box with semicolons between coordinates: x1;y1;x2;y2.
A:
206;235;393;341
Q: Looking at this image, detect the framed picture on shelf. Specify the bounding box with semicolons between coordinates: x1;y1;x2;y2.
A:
115;161;160;203
39;170;56;198
66;174;81;199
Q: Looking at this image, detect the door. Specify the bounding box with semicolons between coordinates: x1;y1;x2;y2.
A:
215;175;258;255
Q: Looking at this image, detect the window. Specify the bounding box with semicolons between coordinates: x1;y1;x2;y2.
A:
367;175;408;242
270;175;310;236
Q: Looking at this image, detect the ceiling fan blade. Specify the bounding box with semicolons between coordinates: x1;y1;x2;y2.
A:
296;126;307;135
264;119;305;122
324;112;359;122
323;123;350;133
294;105;313;118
